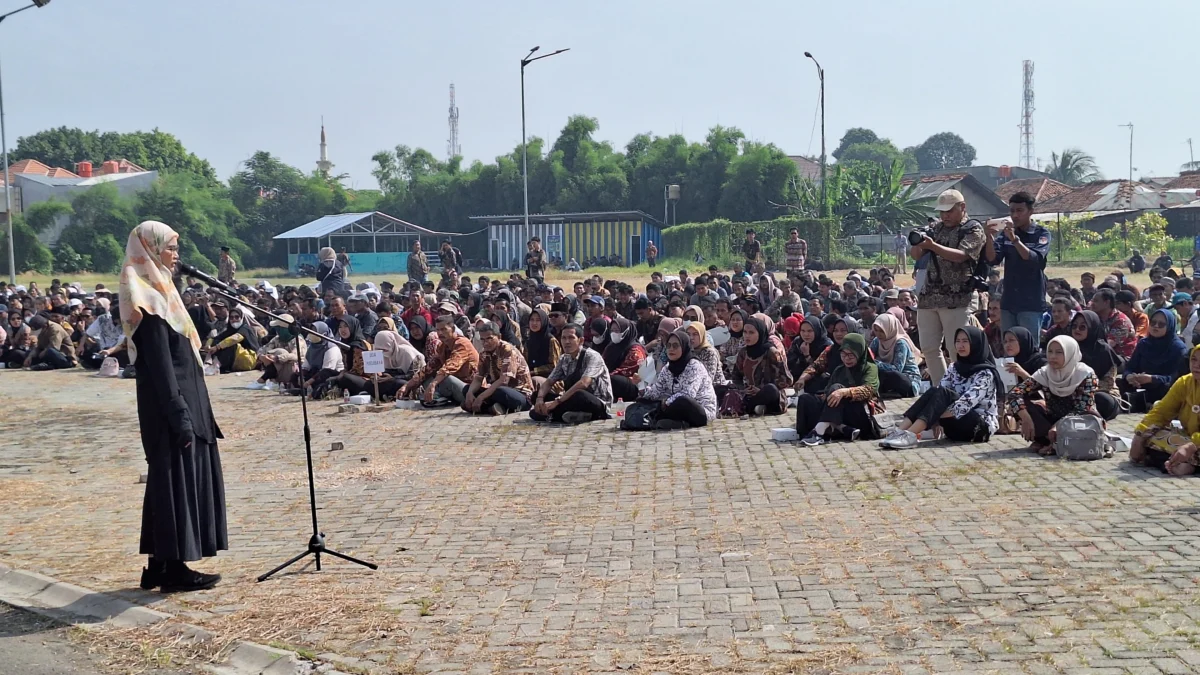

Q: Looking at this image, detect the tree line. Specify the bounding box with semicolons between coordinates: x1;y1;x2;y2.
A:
5;120;1093;276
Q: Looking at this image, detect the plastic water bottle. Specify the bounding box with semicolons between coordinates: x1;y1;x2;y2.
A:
615;398;624;418
343;390;350;404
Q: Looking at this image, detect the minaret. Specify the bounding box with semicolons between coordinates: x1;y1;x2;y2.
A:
316;118;334;177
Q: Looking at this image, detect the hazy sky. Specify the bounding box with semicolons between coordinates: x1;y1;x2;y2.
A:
5;0;1197;190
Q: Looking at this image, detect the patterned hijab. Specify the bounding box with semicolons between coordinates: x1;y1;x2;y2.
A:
118;221;202;365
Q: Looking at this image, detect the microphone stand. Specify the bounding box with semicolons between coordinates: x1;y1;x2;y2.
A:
196;282;378;582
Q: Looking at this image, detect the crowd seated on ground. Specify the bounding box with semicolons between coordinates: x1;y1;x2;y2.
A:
5;189;1200;471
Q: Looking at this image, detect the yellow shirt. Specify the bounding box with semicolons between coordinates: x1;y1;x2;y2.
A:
1135;374;1200;445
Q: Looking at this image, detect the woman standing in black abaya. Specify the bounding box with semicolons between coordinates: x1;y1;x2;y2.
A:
119;221;227;593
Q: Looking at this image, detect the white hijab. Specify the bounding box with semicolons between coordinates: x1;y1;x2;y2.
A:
1031;335;1094;397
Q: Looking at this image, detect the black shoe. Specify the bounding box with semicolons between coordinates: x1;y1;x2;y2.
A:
29;363;54;372
842;426;861;442
655;418;690;431
139;561;165;590
160;563;220;593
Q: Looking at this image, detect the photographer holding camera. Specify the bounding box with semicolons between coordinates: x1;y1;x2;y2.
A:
909;189;986;384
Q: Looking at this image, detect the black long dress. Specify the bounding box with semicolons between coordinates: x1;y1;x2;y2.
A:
132;313;228;562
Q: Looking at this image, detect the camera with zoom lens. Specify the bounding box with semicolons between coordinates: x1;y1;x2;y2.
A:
907;227;932;246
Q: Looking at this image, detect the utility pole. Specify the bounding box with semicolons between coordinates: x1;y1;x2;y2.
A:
1120;123;1134;186
804;52;827;260
520;46;569;246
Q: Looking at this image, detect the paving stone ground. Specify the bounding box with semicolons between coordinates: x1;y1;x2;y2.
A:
2;368;1199;674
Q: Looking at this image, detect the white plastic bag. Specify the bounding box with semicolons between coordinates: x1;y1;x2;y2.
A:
97;357;120;378
203;363;220;377
637;356;658;390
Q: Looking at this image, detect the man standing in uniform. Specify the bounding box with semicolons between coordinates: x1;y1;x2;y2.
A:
982;191;1049;338
525;237;547;282
408;240;430;284
218;246;237;286
742;229;761;273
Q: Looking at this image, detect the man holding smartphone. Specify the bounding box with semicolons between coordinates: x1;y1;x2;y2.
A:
981;191;1050;338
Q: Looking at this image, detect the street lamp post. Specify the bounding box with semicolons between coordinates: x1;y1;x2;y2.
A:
804;51;827;260
1;0;53;284
520;46;569;246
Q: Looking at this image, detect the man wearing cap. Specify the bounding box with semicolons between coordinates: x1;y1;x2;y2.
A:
880;288;901;309
981;191;1049;339
910;188;986;383
347;293;379;338
742;229;761;272
581;295;609;345
217;247;237;286
1171;292;1198;345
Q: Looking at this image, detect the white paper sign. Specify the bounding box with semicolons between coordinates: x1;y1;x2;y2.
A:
708;326;731;347
362;350;386;374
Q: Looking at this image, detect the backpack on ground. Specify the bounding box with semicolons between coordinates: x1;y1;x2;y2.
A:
619;400;659;431
1054;415;1111;461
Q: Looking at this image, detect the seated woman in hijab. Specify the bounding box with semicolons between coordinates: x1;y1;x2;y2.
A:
1129;345;1200;475
794;315;850;394
207;306;260;374
523;307;562;390
330;314;374;397
407;316;440;366
684;321;728;393
1070;310;1123;421
998;327;1046;385
636;328;718;430
489;306;522;350
879;327;1001;449
718;310;746;376
787;315;832;396
682;304;706;326
1;311;32;368
731;314;792;416
250;314;306;390
603;316;647;403
869;313;921;398
1005;335;1099;455
296;321;344;397
651;316;684;369
371;327;425;399
795;333;882;445
1121;308;1188;412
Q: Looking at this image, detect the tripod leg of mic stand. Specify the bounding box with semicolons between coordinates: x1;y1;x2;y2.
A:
256;550;313;583
316;551;321;572
319;547;380;570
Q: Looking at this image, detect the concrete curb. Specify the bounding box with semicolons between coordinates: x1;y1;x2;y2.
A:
0;561;353;675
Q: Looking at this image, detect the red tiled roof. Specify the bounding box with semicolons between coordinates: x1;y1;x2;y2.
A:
994;177;1073;204
1166;172;1200;190
901;173;968;186
6;158;52;175
44;167;80;178
1034;180;1137;214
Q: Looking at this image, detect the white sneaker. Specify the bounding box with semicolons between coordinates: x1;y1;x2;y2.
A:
264;381;279;391
246;381;266;390
878;427;906;448
881;430;919;450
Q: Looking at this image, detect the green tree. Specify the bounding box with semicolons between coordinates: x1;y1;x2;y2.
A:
0;216;53;274
716;142;798;222
914;132;977;170
1044;148;1103;186
52;242;91;274
57;183;138;273
22;199;73;234
10;127;218;184
832;128;880;161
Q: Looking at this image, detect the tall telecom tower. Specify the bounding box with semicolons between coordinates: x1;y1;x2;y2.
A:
447;83;461;160
1019;60;1035;170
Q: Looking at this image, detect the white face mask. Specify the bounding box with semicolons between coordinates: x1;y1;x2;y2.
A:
230;320;244;329
592;334;606;345
610;330;626;343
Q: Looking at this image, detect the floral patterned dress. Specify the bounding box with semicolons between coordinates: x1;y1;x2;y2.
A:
940;365;1000;434
643;359;719;421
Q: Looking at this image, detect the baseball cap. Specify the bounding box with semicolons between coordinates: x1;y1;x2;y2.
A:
435;300;458;314
68;298;83;308
269;313;295;328
584;294;604;306
934;189;966;212
880;288;900;300
348;293;367;303
1172;292;1192;306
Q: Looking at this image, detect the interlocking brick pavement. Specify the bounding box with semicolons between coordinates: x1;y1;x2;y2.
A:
2;368;1199;673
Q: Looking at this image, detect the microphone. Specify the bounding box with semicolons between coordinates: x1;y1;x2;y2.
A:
179;262;233;293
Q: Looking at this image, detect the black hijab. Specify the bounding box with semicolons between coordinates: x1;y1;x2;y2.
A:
335;314;368;351
1004;327;1046;374
525;307;554;370
728;309;747;338
743;314;769;360
408;315;430;352
216;307;260;352
667;328;694;377
954;326;1003;402
602;316;637;370
804;315;832;353
489;309;520;348
589;316;611;352
1075;310;1121;377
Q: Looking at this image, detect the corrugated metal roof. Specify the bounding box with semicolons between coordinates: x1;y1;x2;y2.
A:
273;211;455;240
15;174;85;187
469;210;661;225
